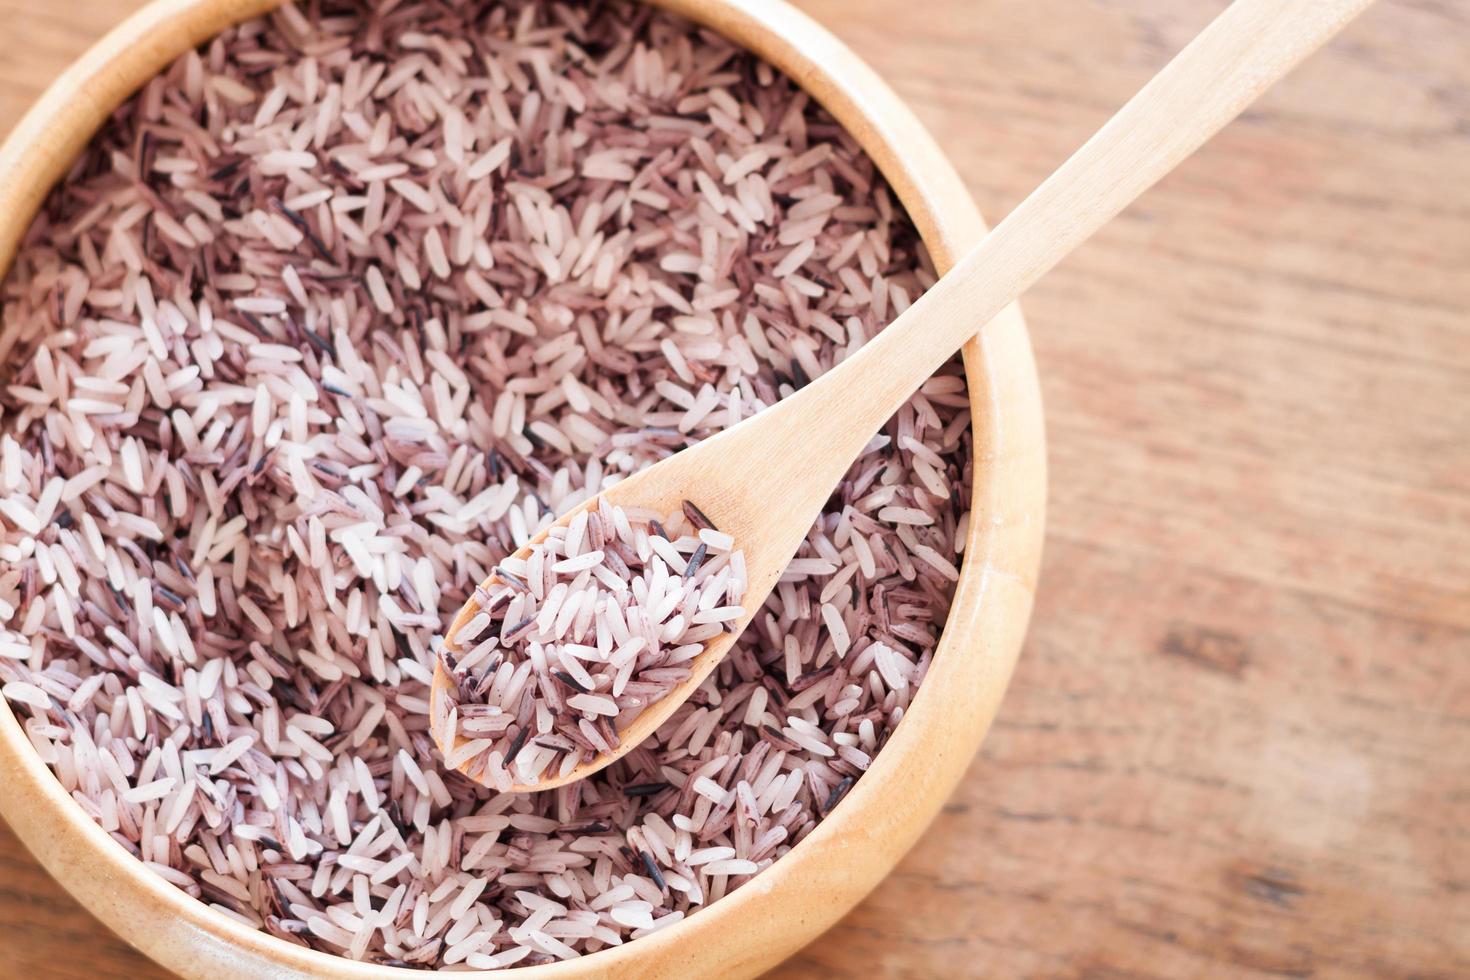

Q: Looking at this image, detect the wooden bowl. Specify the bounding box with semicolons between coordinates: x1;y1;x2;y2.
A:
0;0;1046;975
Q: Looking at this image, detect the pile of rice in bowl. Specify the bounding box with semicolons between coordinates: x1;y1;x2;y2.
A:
0;0;973;968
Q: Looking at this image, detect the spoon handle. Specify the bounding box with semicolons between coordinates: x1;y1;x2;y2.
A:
782;0;1373;471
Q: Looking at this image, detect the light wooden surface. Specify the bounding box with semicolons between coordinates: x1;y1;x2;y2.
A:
1;0;1467;977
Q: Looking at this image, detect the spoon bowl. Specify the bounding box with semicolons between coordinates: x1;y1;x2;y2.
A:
430;384;848;791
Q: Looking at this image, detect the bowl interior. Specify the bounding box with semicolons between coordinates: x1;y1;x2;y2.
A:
0;1;1045;976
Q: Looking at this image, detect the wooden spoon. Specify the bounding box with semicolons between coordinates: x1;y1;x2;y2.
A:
432;0;1373;791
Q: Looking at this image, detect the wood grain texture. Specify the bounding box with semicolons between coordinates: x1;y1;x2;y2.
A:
1;0;1466;977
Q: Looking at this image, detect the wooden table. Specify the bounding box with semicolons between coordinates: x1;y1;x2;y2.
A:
2;0;1466;976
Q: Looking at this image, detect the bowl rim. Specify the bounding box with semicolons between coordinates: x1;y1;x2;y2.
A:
0;0;1046;976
